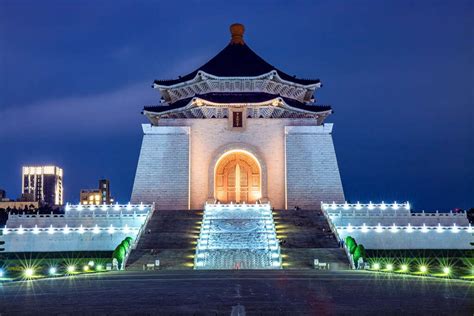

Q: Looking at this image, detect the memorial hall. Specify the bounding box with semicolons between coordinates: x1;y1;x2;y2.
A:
131;23;345;210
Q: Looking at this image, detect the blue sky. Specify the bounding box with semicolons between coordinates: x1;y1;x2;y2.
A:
0;0;472;210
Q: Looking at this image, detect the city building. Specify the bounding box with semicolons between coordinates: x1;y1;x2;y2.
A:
131;23;344;210
22;166;63;206
80;179;113;205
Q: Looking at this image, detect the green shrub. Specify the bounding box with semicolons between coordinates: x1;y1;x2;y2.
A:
112;244;126;265
353;244;366;264
121;239;130;249
345;236;357;254
125;237;133;243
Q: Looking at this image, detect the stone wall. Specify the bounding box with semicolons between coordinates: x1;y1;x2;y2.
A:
131;125;190;210
285;125;345;209
132;119;345;210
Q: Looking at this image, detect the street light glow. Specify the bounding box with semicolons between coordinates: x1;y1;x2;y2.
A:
49;267;57;275
67;265;75;273
373;263;380;270
419;265;428;273
443;267;451;274
24;268;34;278
386;264;393;271
400;264;408;272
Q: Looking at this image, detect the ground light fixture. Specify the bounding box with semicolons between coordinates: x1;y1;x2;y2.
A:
67;265;76;273
419;265;428;273
83;265;90;272
372;263;380;270
400;264;408;272
24;268;34;278
49;267;57;275
443;267;451;275
0;269;4;277
386;264;393;271
96;265;103;271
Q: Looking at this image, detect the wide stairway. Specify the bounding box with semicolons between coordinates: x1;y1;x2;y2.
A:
194;203;281;269
274;209;349;270
126;209;202;270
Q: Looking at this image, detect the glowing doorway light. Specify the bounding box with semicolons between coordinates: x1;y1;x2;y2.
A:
376;223;383;233
2;226;8;235
355;202;362;210
331;202;337;210
17;225;25;235
65;203;71;211
343;202;349;210
406;224;414;233
63;225;70;235
93;225;100;234
405;202;411;210
101;204;108;211
368;202;374;210
380;201;387;210
467;224;473;234
32;225;39;234
89;204;96;210
126;202;132;211
114;203;120;211
48;225;55;235
77;204;83;211
139;202;145;211
392;201;399;210
78;225;85;234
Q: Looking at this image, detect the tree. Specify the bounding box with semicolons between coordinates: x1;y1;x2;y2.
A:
345;236;357;254
353;244;366;265
112;244;126;266
121;239;130;250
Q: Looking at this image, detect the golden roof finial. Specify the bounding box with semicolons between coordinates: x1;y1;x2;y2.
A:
230;23;245;45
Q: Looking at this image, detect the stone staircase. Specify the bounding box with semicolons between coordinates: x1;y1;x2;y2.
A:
126;209;202;270
273;209;349;270
126;207;349;270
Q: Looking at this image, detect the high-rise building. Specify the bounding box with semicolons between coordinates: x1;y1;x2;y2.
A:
22;166;63;206
80;179;113;205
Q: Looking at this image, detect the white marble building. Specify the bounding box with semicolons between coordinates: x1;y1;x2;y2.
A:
131;24;345;210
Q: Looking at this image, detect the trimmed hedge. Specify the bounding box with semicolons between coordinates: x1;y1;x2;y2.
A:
345;236;357;254
353;244;366;264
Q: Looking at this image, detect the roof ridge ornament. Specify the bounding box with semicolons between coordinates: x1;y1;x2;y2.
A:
230;23;245;45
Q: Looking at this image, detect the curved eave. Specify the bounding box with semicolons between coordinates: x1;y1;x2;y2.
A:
143;96;331;117
153;70;321;90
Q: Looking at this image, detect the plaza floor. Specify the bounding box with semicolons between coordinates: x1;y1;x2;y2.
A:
0;270;473;315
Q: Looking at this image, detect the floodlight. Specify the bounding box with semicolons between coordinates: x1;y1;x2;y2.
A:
400;264;408;272
96;265;103;271
24;268;34;277
386;264;393;271
49;267;57;275
372;263;380;270
88;261;94;267
67;265;75;273
443;267;451;275
83;265;89;272
419;265;428;273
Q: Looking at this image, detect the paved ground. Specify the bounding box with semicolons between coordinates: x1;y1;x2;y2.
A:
0;270;472;315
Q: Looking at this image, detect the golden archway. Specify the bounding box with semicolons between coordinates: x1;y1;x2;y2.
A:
214;151;261;203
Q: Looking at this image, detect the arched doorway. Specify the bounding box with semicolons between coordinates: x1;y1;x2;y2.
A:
214;151;261;203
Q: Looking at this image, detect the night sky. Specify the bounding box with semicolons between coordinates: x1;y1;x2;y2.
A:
1;1;472;210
